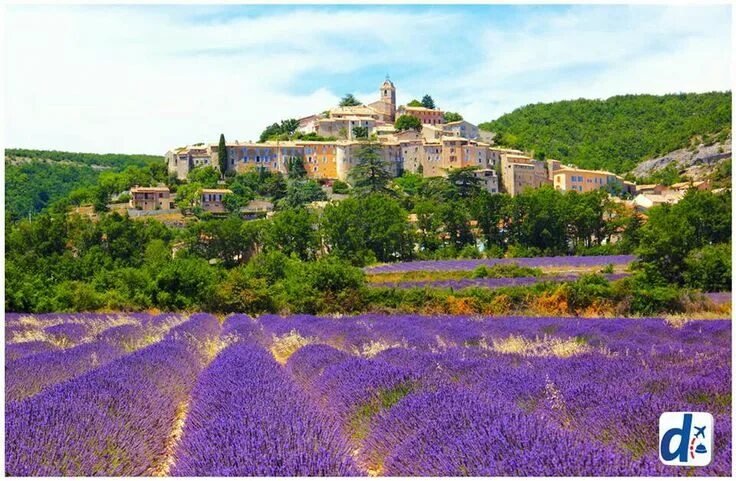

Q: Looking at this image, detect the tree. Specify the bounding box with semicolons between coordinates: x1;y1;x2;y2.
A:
636;189;731;285
348;143;394;195
352;126;369;139
185;216;249;268
339;94;361;107
280;119;300;138
175;183;203;211
279;179;327;209
321;194;414;265
286;156;307;178
263;208;320;261
683;243;731;292
187;166;221;187
407;99;423;107
394;114;422;132
470;192;510;251
218;134;228;176
443;112;463;123
259;123;282;142
222;193;245;213
446;166;482;199
421;95;436;109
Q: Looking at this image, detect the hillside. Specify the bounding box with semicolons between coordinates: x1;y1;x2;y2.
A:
5;149;164;219
480;91;731;174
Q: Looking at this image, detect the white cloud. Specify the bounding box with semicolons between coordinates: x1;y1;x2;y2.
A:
4;5;731;154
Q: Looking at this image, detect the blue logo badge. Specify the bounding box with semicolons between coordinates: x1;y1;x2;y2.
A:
659;412;713;466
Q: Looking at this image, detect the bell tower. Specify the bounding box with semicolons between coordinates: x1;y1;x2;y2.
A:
380;74;396;122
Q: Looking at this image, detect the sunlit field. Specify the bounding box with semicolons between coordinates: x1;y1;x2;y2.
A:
4;312;731;476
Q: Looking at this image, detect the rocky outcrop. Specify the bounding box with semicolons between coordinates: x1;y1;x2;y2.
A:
632;135;731;180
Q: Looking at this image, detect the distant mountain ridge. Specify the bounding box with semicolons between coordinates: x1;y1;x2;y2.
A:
479;91;731;174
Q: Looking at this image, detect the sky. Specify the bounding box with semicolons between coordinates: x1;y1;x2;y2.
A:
4;3;732;155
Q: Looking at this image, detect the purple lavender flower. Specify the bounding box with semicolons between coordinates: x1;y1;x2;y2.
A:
365;255;636;274
4;340;59;362
172;342;358;476
372;273;629;289
5;340;202;476
5;340;125;402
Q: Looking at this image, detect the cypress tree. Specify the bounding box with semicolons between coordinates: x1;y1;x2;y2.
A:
218;133;227;176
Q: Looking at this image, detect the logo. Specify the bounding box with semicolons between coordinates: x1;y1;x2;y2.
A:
659;412;713;466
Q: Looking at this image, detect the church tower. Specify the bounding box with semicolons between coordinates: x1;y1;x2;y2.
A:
380;75;396;122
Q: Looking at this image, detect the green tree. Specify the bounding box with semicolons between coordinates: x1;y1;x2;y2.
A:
636;190;731;285
446;166;482;199
352;125;369;139
321;194;414;265
218;133;228;176
443;112;463;123
263;208;320;261
683;243;731;292
175;182;203;211
259;122;282;142
187;166;221;187
286;156;307;178
339;94;361;107
421;95;436;109
394;115;422;132
348;143;394;195
279;179;327;209
407;99;423;107
280;118;300;137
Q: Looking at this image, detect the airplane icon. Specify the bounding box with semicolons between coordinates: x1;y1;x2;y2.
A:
694;425;707;438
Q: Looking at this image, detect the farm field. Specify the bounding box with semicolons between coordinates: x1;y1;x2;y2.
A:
370;273;629;289
363;254;638;274
4;312;732;476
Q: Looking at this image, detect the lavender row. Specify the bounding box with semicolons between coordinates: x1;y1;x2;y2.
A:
371;272;630;289
364;254;637;273
172;341;358;476
5;340;126;402
5;338;204;476
705;292;732;304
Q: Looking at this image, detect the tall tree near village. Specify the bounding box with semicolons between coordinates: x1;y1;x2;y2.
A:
348;143;393;195
339;94;361;107
218;133;228;176
421;95;436;109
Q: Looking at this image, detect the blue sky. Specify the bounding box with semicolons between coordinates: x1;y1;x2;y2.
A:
5;4;732;154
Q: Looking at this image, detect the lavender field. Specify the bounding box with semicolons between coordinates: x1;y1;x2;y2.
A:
371;273;630;289
5;312;732;476
364;255;637;274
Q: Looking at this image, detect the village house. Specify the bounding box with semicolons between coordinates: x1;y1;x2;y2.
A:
551;167;628;194
200;188;232;214
500;153;550;196
129;186;173;210
443;120;480;140
396;105;444;125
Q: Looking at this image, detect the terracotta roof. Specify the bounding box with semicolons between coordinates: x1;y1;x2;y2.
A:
131;186;170;193
201;189;232;194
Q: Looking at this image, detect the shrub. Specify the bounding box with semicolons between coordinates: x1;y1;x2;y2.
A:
629;286;684;315
683;243;731;292
331;180;350;195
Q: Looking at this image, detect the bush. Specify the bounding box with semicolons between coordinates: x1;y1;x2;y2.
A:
471;264;542;279
331;180;350;195
563;274;614;314
684;243;731;292
629;285;684;315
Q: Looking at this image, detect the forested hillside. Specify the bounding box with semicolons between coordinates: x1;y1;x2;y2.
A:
5;149;164;219
480;91;731;174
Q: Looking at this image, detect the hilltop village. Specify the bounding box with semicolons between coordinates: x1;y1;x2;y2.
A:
151;77;711;216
